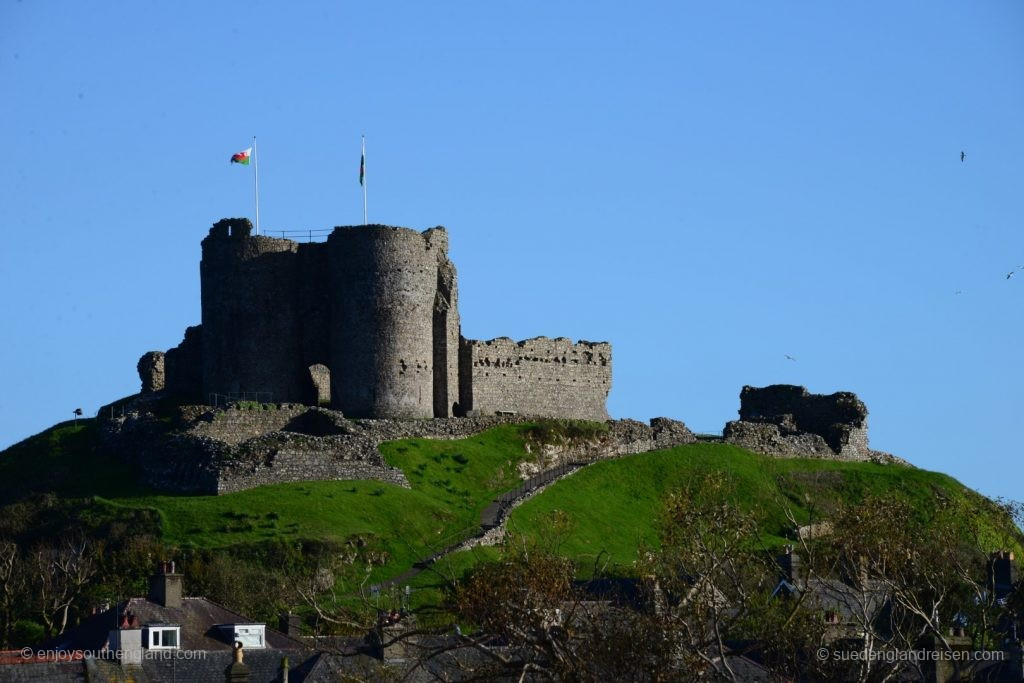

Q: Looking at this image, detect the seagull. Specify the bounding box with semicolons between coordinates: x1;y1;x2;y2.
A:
961;151;966;162
954;290;963;295
1008;271;1016;280
784;354;796;361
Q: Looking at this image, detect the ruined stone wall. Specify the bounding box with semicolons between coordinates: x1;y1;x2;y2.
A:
163;325;203;402
328;226;442;419
187;404;310;445
459;337;611;422
216;454;409;494
100;395;696;495
725;384;871;460
427;228;460;418
137;352;165;393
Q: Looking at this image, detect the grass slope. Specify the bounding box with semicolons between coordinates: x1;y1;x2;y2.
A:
1;421;1019;589
0;420;540;584
0;420;140;501
508;443;1022;573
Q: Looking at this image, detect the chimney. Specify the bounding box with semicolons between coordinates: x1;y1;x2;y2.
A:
148;560;183;608
225;641;249;682
777;545;802;585
108;622;143;667
278;612;301;637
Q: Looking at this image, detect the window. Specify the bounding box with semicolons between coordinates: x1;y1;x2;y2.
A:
145;626;180;649
233;625;265;648
215;623;266;649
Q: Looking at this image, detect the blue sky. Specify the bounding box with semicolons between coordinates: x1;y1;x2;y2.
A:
1;1;1021;503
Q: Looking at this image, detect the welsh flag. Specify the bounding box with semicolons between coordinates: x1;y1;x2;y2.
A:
230;147;252;165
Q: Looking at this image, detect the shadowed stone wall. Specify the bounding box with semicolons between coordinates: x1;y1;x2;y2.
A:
429;228;460;418
163;325;203;402
137;352;165;393
201;219;311;404
724;384;871;460
458;337;611;422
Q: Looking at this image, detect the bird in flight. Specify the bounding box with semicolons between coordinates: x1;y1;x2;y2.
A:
955;290;963;295
961;151;966;162
1008;271;1016;280
784;354;796;361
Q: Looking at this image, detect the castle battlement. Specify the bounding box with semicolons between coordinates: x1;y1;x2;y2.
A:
140;218;612;422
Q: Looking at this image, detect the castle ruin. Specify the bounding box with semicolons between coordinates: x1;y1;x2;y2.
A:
140;218;611;421
723;384;874;460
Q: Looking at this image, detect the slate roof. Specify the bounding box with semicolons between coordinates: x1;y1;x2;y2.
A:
42;596;305;653
0;660;87;682
88;649;305;683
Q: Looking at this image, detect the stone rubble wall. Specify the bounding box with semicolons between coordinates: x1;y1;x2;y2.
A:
98;384;902;496
517;417;696;477
97;396;703;495
723;384;882;461
459;336;611;422
187;404;311;445
722;420;837;458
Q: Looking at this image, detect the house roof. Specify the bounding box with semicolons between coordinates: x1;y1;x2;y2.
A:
42;596;306;653
773;576;890;623
0;660;87;682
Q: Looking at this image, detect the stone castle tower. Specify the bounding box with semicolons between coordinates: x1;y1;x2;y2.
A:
141;218;611;421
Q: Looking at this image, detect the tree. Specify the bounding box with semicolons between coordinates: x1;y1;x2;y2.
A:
31;537;96;637
0;539;25;647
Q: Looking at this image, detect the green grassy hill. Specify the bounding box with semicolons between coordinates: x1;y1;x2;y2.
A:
507;443;1021;570
1;418;1020;620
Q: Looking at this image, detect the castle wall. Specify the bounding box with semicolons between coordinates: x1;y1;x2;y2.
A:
727;384;871;459
327;226;439;418
200;220;309;403
295;242;332;402
149;219;612;423
163;325;203;402
459;337;611;422
426;228;460;417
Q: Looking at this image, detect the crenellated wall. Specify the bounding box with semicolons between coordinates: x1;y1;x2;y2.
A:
458;337;611;422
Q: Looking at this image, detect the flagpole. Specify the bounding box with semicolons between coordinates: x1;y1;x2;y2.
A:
362;135;368;225
253;136;260;235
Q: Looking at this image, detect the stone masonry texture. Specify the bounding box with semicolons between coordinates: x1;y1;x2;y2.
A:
458;337;611;422
137;351;165;393
723;384;873;460
98;394;700;495
144;219;606;421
